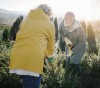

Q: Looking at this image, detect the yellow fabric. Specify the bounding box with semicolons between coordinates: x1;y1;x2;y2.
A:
10;8;55;74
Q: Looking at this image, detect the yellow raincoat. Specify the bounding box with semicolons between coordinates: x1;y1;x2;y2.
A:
10;8;55;74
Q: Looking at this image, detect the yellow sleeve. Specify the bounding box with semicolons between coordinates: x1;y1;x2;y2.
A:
46;24;55;57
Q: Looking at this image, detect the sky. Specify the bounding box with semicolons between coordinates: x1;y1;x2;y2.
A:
0;0;100;21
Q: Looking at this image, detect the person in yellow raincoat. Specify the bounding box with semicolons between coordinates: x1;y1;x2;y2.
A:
9;4;55;88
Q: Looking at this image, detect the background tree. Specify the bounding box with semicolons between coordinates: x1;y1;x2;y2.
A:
87;23;98;55
59;36;65;52
54;17;58;42
9;16;23;41
80;21;87;35
2;28;9;42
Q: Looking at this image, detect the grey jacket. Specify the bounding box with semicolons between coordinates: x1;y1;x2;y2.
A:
59;20;86;64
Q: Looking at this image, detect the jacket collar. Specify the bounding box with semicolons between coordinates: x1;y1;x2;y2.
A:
64;20;81;32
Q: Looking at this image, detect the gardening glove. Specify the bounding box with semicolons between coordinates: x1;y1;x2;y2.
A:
47;54;55;63
67;46;73;57
47;57;54;63
64;37;73;47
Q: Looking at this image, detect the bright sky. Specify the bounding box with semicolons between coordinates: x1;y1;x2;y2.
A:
0;0;100;21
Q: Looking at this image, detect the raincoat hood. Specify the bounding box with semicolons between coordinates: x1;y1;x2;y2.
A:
28;8;50;20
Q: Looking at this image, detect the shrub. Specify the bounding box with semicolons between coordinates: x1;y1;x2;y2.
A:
0;42;23;88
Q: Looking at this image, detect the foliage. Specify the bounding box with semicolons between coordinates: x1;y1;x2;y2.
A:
87;23;98;55
9;16;23;41
77;53;100;88
0;41;23;88
41;52;64;88
2;28;9;42
80;21;86;35
0;24;10;31
58;36;65;52
0;25;100;88
54;18;58;42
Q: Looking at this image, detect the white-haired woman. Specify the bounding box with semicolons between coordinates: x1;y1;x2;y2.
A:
59;12;86;75
9;4;55;88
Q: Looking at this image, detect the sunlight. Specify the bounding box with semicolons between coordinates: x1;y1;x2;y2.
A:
0;0;100;20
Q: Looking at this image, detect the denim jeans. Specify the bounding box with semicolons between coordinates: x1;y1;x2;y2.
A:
20;75;41;88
